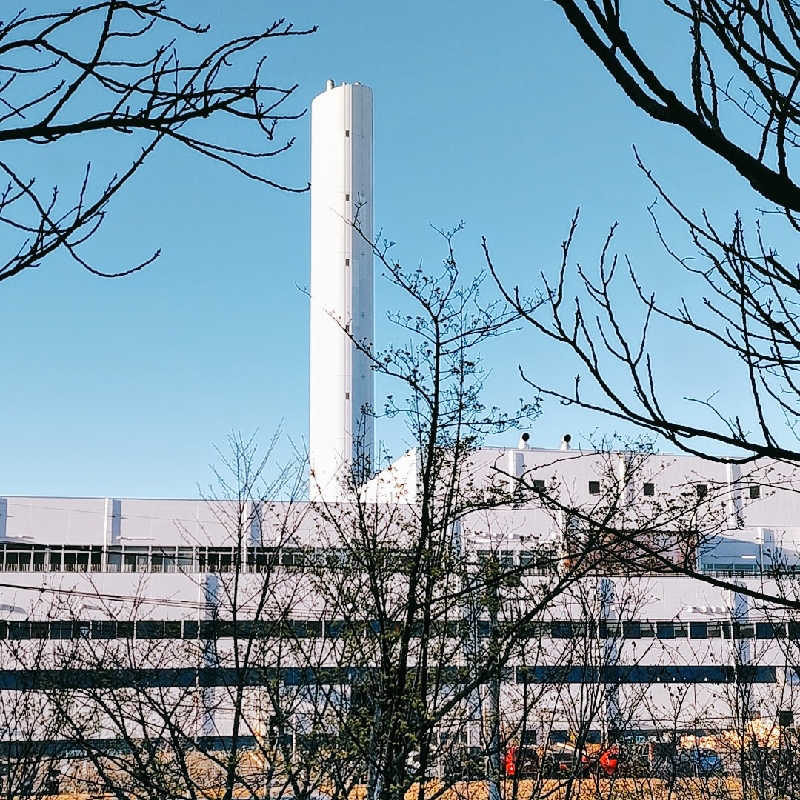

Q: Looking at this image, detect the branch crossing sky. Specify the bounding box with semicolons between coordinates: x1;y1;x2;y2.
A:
1;2;771;496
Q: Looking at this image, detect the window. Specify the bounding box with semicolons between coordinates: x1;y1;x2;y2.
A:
643;483;655;497
282;548;308;568
656;622;674;639
64;550;90;572
9;622;30;639
92;621;117;639
695;484;708;498
689;621;708;639
551;621;576;639
749;485;761;499
123;547;148;573
756;621;783;639
116;621;134;639
199;621;216;639
30;622;48;639
106;548;121;573
532;479;545;491
6;546;32;572
177;548;194;572
248;547;278;573
325;620;348;639
50;621;74;640
137;621;165;639
600;621;621;639
734;622;755;639
213;621;234;638
292;620;322;638
708;621;730;638
588;481;600;495
201;547;236;573
623;621;641;639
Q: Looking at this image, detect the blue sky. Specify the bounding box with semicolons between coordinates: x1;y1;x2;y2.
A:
1;2;774;496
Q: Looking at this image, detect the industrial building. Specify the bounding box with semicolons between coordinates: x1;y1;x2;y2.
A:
1;81;800;759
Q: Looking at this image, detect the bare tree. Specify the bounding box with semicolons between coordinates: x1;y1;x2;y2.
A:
473;2;800;622
488;1;800;463
0;432;336;800
0;626;78;800
298;229;691;800
0;3;314;282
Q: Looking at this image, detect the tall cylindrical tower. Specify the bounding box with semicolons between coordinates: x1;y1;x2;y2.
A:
309;81;374;501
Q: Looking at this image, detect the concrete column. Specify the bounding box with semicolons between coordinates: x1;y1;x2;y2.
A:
103;498;121;546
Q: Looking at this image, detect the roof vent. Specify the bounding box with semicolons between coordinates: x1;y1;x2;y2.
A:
517;432;530;450
560;434;572;451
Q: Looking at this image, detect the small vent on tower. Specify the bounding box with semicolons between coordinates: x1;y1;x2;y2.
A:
345;130;350;137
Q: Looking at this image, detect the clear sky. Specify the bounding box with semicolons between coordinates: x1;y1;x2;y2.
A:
1;2;772;497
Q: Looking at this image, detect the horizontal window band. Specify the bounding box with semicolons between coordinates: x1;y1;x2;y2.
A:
0;664;780;690
0;618;793;641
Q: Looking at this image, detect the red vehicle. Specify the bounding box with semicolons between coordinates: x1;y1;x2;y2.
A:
505;742;621;779
504;744;541;777
581;744;620;778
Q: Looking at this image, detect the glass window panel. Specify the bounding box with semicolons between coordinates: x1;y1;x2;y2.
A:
756;622;781;639
50;621;73;640
623;621;641;639
656;622;674;639
91;621;116;639
690;622;708;639
735;623;755;639
9;622;30;639
106;549;121;572
136;621;165;639
116;621;134;638
639;622;655;638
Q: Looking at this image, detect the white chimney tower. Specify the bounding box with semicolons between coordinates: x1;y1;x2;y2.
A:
309;81;374;501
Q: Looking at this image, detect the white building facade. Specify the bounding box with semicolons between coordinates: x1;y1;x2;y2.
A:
2;81;800;755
